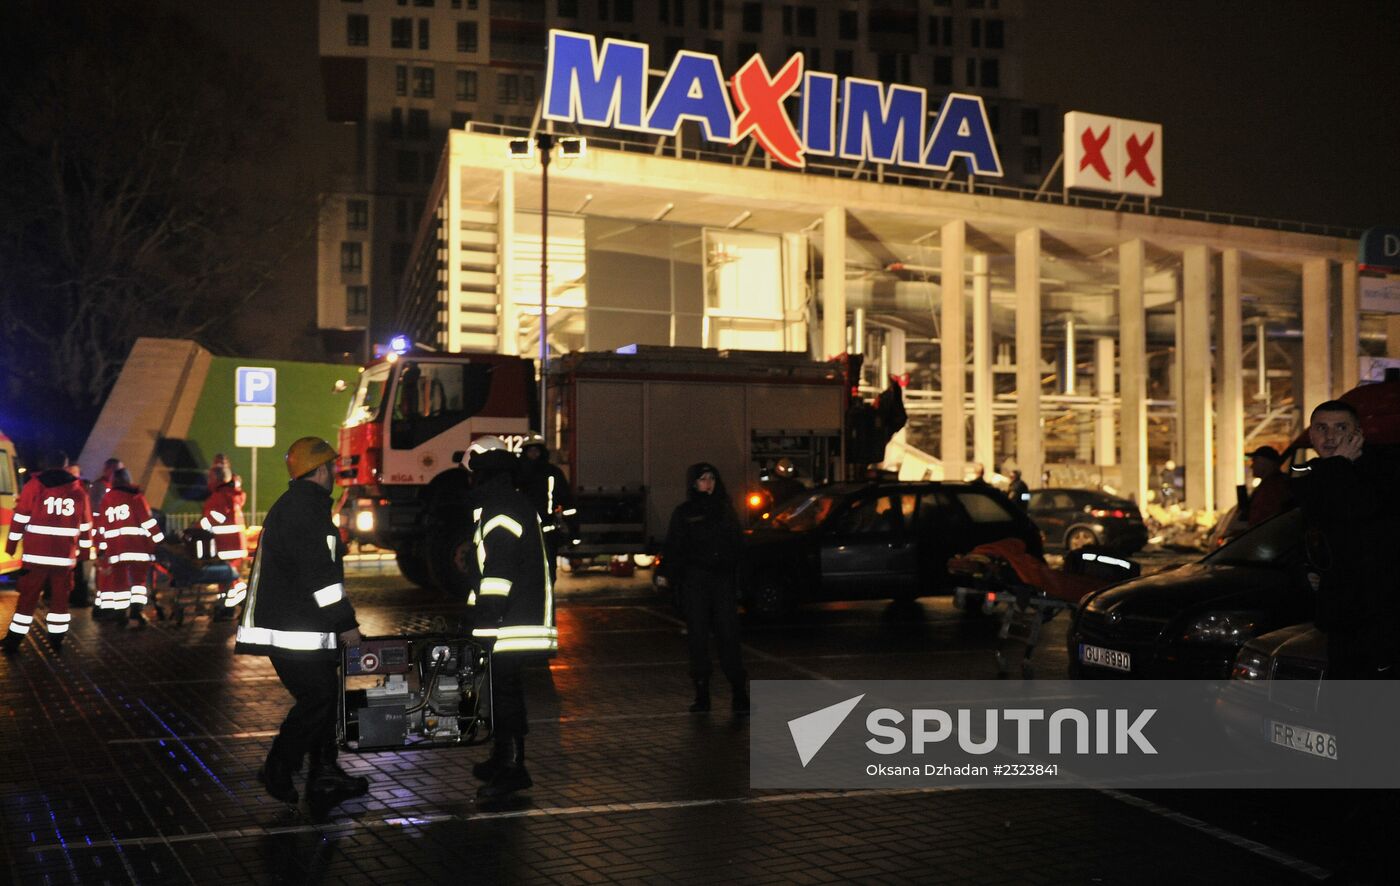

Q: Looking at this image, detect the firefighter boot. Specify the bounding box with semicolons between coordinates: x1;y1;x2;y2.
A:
689;679;711;713
128;603;148;629
308;740;369;800
476;736;531;802
1;631;21;655
472;736;512;782
47;633;64;655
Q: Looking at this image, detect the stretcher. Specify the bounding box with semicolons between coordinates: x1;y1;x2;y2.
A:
338;633;493;752
151;542;237;626
948;539;1137;679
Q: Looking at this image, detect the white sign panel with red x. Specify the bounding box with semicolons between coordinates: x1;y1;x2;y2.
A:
1064;111;1163;198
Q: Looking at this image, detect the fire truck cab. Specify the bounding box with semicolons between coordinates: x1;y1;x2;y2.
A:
337;349;536;591
0;428;23;578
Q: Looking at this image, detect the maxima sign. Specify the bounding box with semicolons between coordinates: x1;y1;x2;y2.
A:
543;30;1003;176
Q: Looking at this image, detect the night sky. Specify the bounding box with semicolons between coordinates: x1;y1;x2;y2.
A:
1022;0;1400;230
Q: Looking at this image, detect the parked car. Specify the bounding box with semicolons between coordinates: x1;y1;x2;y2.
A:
1218;624;1343;767
1067;508;1315;679
1026;488;1148;554
740;481;1043;616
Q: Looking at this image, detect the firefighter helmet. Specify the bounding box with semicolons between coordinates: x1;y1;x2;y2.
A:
520;432;547;451
774;457;795;477
466;435;516;474
285;436;338;479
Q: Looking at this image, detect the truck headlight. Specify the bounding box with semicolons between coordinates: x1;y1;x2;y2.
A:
355;510;375;533
1181;611;1263;644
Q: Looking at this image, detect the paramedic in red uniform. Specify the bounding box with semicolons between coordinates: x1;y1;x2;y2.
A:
3;450;92;655
203;464;247;618
96;468;164;627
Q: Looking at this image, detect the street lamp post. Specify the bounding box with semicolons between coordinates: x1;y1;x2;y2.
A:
509;133;583;440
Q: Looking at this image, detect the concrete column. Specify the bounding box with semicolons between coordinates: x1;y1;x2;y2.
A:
1388;316;1400;359
498;169;519;355
1339;260;1359;392
821;207;847;360
887;326;909;455
1215;248;1245;512
1095;337;1116;466
972;253;994;474
1119;240;1148;507
1015;228;1043;489
941;220;967;480
445;154;464;352
1302;258;1331;414
1182;245;1213;511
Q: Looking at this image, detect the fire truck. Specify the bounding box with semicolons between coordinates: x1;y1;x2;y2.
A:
337;343;851;595
0;427;22;578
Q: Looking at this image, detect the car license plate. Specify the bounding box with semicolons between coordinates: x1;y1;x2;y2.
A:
1079;643;1131;672
1268;720;1338;761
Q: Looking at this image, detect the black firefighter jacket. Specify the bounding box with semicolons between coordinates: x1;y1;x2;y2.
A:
469;474;557;655
235;480;358;660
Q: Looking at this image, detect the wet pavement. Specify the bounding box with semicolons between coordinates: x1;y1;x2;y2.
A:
0;556;1355;884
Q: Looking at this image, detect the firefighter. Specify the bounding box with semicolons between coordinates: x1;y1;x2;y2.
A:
96;468;164;628
235;436;367;808
761;457;806;510
516;432;577;584
3;450;91;655
202;463;247;619
466;435;557;802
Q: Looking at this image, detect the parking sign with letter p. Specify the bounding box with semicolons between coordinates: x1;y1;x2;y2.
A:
236;367;277;405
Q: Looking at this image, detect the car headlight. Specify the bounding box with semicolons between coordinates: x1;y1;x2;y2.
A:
1231;648;1271;681
1181;611;1264;644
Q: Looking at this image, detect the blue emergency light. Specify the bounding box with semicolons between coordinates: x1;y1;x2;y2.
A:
389;335;411;354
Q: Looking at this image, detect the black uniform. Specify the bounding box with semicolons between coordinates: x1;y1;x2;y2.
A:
235;479;359;780
660;463;747;702
469;471;556;739
516;449;577;583
1292;453;1400;678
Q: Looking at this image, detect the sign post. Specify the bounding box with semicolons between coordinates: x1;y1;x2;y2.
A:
235;368;278;523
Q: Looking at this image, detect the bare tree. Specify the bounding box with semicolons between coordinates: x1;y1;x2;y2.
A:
0;0;317;449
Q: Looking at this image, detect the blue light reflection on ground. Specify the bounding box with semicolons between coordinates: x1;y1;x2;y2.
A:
138;698;235;798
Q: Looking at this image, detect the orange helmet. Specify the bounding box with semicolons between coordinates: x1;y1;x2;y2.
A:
285;436;338;479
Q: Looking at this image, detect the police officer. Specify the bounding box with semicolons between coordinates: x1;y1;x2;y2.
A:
466;436;557;802
235;437;368;808
515;432;577;584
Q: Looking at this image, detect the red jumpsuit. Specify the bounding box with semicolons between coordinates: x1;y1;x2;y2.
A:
96;485;163;614
202;481;248;609
4;470;92;646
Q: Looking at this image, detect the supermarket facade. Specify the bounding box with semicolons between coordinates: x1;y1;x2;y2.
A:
394;32;1377;513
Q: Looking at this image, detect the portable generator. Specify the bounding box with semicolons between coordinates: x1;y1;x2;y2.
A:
338;634;493;751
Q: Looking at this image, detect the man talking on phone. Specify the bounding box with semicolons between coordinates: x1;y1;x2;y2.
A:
1292;400;1400;680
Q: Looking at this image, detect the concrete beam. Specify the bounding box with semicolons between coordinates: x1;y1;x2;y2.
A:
941;219;967;480
1015;228;1043;488
1216;248;1244;511
1182;245;1213;511
1119;239;1148;507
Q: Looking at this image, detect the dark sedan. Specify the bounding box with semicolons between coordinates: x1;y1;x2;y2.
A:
741;481;1043;615
1067;509;1315;679
1027;488;1148;553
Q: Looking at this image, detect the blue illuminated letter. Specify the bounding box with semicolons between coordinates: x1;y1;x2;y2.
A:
645;52;735;141
801;71;838;156
922;94;1003;176
543;30;648;130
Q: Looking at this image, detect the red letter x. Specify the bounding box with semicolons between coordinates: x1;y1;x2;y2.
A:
1079;126;1111;181
1124;132;1156;187
731;53;804;169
